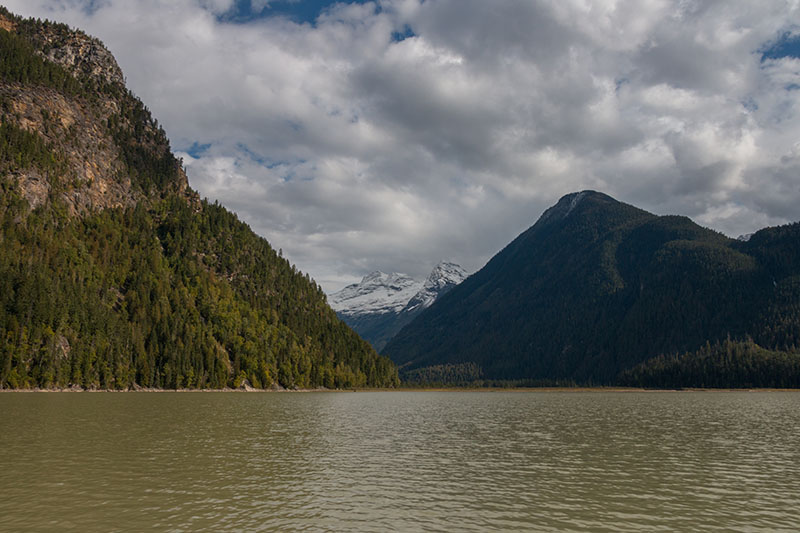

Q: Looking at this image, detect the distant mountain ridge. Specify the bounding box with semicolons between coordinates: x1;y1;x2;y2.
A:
330;271;422;316
384;191;800;387
404;262;469;313
330;262;467;351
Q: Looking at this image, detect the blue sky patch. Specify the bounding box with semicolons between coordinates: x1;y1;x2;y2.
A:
185;141;212;158
218;0;373;25
236;142;271;166
391;24;415;42
760;31;800;61
234;143;305;174
741;97;758;112
78;0;105;16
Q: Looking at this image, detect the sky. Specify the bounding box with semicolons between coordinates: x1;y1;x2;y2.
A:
4;0;800;291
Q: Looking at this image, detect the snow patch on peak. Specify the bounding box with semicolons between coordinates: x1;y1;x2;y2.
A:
330;261;469;350
426;261;468;292
538;190;596;225
329;271;422;315
564;191;588;217
329;262;468;317
403;261;468;313
360;271;385;283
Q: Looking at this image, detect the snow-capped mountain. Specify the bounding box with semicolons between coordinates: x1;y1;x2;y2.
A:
329;271;423;316
403;262;468;313
330;261;468;351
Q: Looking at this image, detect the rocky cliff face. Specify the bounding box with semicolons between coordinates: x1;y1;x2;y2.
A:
14;14;126;87
0;82;134;211
0;9;190;215
0;12;13;32
39;29;125;87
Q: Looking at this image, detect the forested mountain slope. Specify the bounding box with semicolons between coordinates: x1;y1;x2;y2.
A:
384;191;800;386
0;7;398;389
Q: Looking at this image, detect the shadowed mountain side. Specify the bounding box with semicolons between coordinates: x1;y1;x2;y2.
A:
384;191;800;385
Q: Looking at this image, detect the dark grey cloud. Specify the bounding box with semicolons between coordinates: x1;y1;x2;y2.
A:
5;0;800;290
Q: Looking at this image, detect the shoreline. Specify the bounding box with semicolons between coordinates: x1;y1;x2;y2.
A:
2;386;799;393
0;387;331;393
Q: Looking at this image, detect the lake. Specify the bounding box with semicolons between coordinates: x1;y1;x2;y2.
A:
1;391;799;531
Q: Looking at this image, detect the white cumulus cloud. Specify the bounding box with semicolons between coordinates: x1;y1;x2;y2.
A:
5;0;800;290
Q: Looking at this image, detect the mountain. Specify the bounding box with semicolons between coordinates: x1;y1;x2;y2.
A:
0;7;398;390
403;262;469;313
331;272;422;317
384;191;800;387
330;261;467;351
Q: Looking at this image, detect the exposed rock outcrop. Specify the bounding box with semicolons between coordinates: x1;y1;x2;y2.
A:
0;9;191;215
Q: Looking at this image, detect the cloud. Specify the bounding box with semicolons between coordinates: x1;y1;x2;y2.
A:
5;0;800;290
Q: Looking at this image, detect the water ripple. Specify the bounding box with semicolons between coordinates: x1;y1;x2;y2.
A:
1;391;800;531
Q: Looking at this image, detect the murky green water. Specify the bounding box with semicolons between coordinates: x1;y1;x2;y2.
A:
1;391;799;532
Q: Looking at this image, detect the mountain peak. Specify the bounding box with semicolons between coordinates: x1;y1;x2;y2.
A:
538;190;614;225
330;261;468;351
1;8;124;87
330;271;420;315
404;261;468;313
384;192;800;386
361;270;388;283
0;9;189;214
430;260;466;276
